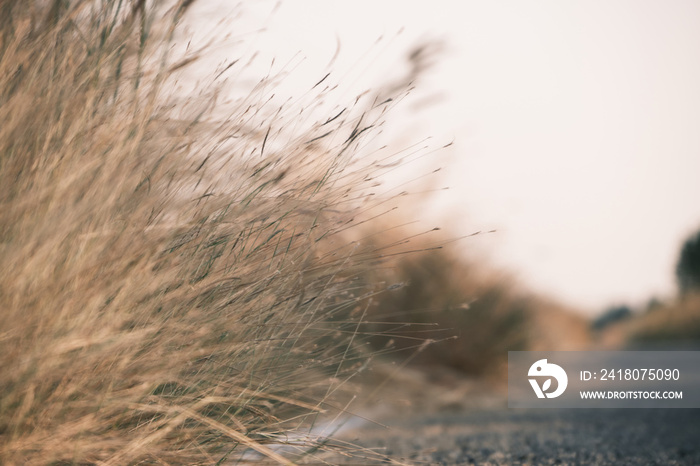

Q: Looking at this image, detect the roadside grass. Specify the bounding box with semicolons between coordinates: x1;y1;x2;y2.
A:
361;237;591;381
614;293;700;346
0;1;433;463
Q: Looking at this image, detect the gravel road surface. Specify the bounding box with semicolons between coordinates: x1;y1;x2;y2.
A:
341;407;700;465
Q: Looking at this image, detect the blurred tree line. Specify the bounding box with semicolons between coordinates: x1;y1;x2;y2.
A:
677;228;700;294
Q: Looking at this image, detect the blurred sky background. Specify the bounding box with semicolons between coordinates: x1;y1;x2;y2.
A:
188;1;700;314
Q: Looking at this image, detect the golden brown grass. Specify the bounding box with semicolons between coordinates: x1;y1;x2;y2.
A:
361;239;591;381
630;293;700;343
0;1;429;463
596;293;700;348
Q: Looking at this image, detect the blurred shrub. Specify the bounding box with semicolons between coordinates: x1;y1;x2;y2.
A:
354;227;592;380
628;293;700;344
364;249;532;378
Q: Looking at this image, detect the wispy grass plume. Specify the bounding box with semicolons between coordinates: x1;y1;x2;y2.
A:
0;1;424;463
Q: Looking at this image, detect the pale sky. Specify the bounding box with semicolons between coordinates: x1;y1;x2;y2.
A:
188;1;700;314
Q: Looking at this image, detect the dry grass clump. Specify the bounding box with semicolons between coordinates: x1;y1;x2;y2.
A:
363;247;529;378
593;295;700;349
0;1;424;463
361;240;591;380
625;293;700;345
